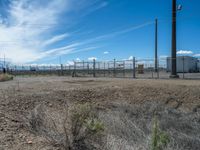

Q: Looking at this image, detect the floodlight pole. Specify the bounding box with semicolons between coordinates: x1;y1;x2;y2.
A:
155;19;158;72
170;0;179;78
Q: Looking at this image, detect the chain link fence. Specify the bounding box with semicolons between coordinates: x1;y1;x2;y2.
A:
1;56;200;79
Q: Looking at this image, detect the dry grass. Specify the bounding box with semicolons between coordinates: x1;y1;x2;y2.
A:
22;101;200;150
1;77;200;150
24;103;105;150
0;74;13;82
98;101;200;150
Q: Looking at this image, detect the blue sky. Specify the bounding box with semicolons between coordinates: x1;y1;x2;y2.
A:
0;0;199;64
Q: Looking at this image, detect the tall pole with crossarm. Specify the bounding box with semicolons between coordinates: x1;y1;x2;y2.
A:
170;0;179;78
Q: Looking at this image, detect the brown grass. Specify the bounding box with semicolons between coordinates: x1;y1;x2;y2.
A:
0;74;14;82
25;103;105;150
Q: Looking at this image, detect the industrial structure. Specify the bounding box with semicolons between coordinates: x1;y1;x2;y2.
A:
167;56;199;73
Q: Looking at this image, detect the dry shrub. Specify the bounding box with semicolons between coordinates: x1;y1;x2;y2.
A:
99;101;200;150
25;103;104;150
24;100;200;150
0;74;13;82
63;103;104;150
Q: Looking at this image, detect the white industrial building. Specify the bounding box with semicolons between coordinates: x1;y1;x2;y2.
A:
167;56;199;73
197;60;200;72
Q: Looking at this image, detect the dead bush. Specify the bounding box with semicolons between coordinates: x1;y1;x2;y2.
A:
25;102;104;150
99;101;200;150
0;74;13;82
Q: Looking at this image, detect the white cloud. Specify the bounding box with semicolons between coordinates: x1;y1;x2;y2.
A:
0;0;70;63
177;50;193;55
128;56;133;60
42;33;70;47
194;54;200;57
103;51;109;54
76;58;81;61
0;0;152;64
122;56;134;61
67;61;74;66
0;0;104;64
88;57;97;61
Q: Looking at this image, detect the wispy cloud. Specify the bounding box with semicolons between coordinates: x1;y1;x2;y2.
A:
103;51;109;54
86;1;108;14
177;50;193;55
194;54;200;57
42;33;70;47
99;21;153;39
88;57;97;61
0;0;152;64
76;58;81;61
0;0;70;63
0;0;105;63
66;60;74;66
80;21;153;45
128;56;133;60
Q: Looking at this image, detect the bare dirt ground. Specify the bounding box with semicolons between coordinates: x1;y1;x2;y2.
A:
0;76;200;150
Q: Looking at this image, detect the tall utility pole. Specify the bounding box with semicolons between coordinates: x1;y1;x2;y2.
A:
170;0;179;78
155;19;158;72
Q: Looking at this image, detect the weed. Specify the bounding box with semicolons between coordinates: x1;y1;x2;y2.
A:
151;117;170;150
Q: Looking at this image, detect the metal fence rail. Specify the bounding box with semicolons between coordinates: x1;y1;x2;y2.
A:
1;57;200;79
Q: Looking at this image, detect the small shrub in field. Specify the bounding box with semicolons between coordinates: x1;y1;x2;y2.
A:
85;118;104;133
151;117;170;150
26;103;104;150
64;103;105;149
0;74;13;82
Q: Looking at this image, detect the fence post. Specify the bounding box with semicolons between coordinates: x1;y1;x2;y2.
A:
93;59;96;77
14;65;17;76
61;64;63;76
104;62;106;77
87;62;89;74
73;61;76;77
50;65;52;75
108;62;110;77
133;57;136;78
83;60;85;69
123;61;125;78
98;62;100;77
69;65;71;76
157;59;160;79
183;56;185;79
82;61;84;75
113;59;116;77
